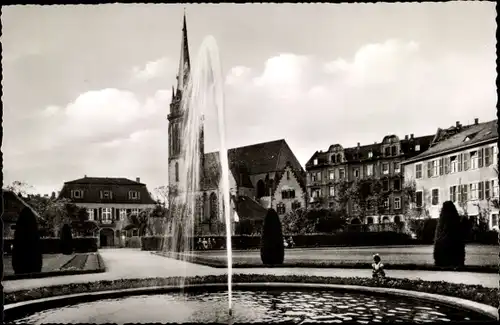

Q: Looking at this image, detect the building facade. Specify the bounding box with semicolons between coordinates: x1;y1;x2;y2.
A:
58;176;157;246
305;133;434;224
167;14;307;235
401;119;499;230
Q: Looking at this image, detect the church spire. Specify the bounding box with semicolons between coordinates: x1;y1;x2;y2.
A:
176;11;191;93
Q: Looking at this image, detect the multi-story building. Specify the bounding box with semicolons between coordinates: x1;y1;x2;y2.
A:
58;176;157;246
167;14;307;235
401;118;499;230
305;133;434;224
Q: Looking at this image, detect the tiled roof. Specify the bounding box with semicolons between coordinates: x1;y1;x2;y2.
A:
306;134;435;168
403;120;498;164
235;196;267;221
2;190;44;223
203;139;305;190
59;177;156;205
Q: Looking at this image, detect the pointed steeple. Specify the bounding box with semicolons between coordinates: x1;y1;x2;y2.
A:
176;11;191;93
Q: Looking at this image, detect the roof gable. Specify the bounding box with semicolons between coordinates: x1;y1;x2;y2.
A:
2;190;44;223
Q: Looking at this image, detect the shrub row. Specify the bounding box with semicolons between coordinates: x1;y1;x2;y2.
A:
4;237;98;255
141;232;415;251
4;274;498;310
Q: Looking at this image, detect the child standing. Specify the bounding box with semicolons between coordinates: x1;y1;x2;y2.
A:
372;254;386;279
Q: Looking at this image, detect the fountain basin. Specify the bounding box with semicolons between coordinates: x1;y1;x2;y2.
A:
5;283;497;324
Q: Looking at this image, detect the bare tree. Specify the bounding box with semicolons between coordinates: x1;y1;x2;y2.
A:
154;186;169;206
4;181;33;197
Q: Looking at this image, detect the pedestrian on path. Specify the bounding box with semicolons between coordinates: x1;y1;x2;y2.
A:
372;254;386;279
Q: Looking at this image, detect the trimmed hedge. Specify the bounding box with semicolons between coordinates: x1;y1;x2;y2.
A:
260;208;285;265
141;232;415;251
4;237;98;255
4;274;498;310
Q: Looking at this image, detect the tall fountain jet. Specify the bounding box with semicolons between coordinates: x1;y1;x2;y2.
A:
165;14;234;318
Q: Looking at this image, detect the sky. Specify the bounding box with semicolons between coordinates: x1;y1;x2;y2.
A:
2;2;497;196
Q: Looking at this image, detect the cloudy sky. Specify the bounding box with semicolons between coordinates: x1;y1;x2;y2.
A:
2;3;497;196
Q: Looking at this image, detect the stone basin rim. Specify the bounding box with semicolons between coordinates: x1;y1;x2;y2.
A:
4;282;498;321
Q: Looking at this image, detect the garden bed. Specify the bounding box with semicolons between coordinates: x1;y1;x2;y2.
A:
157;251;499;274
4;274;498;309
3;253;106;281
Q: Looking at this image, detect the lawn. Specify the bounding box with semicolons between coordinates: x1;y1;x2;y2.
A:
179;245;498;272
3;252;104;279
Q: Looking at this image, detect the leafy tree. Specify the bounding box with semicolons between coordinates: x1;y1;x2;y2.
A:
349;179;372;221
433;201;466;267
60;224;74;255
260;208;285;265
154;185;169;206
123;205;169;236
314;208;346;233
333;180;353;215
282;208;315;234
370;179;391;223
12;207;43;274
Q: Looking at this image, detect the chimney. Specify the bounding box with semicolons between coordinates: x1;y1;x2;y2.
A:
456;121;460;128
357;142;360;148
474;118;479;125
410;134;414;139
84;174;87;178
136;177;140;183
405;135;408;140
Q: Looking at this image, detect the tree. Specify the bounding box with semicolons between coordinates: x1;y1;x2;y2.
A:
154;186;169;206
433;201;466;267
333;180;353;216
260;208;285;265
349;179;372;221
60;224;74;255
4;181;33;197
282;208;315;234
314;208;346;233
124;208;155;236
370;179;391;223
12;207;43;274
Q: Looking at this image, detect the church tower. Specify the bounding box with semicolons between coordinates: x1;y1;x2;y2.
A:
168;13;205;204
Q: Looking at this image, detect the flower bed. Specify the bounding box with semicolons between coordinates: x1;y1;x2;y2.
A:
4;274;498;308
158;251;499;274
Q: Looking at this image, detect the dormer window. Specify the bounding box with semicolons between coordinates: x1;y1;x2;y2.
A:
71;190;83;199
129;191;140;200
415;144;421;151
313;159;318;165
368;151;373;158
101;190;112;199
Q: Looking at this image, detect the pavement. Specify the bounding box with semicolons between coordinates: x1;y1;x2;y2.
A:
3;248;499;293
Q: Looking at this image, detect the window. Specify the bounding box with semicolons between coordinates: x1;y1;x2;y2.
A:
329;170;335;180
415;164;422;179
313;159;318;165
336;154;342;163
394;162;400;173
329;186;335;197
432;160;439;177
175;162;179;182
131;208;140;216
485;180;491;199
459;185;468;203
383;180;389;191
339;169;345;179
368;151;373;158
366;165;374;176
431;189;439;206
129;191;139;200
311;173;317;182
331;155;336;163
119;209;127;220
354;168;360;178
393;178;401;191
72;190;83;199
102;208;112;221
449;186;457;202
463;152;470;170
492;179;499;198
391;146;397;156
469;183;478;200
470;151;478;169
281;190;296;199
384;198;390;209
492;214;499;228
415;144;421;151
416;191;423;208
316;172;322;181
311;189;321;198
450;156;458;173
484;147;492;166
102;191;112;199
286;171;290;180
292;201;301;210
384;147;390;157
478;182;484;200
277;203;286;215
394;197;401;210
87;209;94;221
382;163;389;175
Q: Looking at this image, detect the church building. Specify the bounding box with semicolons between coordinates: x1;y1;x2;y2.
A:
167;14;307;235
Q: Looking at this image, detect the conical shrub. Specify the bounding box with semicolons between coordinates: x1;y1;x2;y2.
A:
12;207;43;274
260;208;285;265
433;201;466;267
60;223;74;255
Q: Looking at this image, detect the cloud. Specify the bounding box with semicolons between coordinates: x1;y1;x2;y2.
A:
131;57;173;82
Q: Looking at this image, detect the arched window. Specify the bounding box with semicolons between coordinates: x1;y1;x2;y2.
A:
175;162;179;182
210;192;218;221
382;216;390;223
367;217;374;224
256;180;266;198
195;196;203;223
331;155;336;163
351;218;361;225
394;215;401;223
203;192;208;221
336;154;342;163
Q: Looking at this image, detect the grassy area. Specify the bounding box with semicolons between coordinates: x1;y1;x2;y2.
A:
3;253;105;280
4;274;498;310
